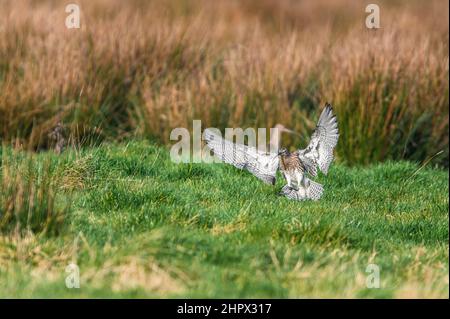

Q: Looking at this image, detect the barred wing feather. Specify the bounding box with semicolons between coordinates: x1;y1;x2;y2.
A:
299;103;339;175
204;129;279;185
280;177;323;201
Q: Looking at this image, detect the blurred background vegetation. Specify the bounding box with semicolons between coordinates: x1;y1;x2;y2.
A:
0;0;448;166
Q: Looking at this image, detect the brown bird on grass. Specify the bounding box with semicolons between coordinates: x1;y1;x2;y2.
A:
48;122;66;154
204;103;339;201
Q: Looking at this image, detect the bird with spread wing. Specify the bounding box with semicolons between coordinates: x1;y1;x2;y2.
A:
204;103;339;201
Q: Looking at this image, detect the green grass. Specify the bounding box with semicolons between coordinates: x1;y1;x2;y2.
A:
0;140;448;298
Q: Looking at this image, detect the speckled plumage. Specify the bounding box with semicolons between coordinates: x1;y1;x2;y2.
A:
48;123;66;155
204;103;339;201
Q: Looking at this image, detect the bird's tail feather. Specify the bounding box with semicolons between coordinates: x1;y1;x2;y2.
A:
280;178;323;201
304;178;323;200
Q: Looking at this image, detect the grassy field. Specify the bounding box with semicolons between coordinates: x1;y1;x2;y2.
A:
0;141;448;298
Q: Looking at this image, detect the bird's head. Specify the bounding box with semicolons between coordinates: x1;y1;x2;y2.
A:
278;148;289;156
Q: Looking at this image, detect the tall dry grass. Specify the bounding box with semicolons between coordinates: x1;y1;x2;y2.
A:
0;0;448;165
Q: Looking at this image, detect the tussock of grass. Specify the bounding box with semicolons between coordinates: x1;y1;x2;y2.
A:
0;141;447;298
0;148;70;236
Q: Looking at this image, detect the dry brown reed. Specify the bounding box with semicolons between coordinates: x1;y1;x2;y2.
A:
0;0;448;165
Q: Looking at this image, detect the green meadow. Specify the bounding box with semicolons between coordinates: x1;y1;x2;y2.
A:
0;141;447;298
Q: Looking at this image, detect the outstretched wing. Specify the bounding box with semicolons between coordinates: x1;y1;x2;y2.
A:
204;129;279;185
280;177;323;201
298;103;339;176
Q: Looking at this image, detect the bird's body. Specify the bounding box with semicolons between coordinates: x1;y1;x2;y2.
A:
204;103;339;201
279;150;303;187
49;122;65;155
279;150;302;172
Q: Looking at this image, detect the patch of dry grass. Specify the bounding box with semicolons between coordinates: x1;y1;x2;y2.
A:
0;0;448;165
